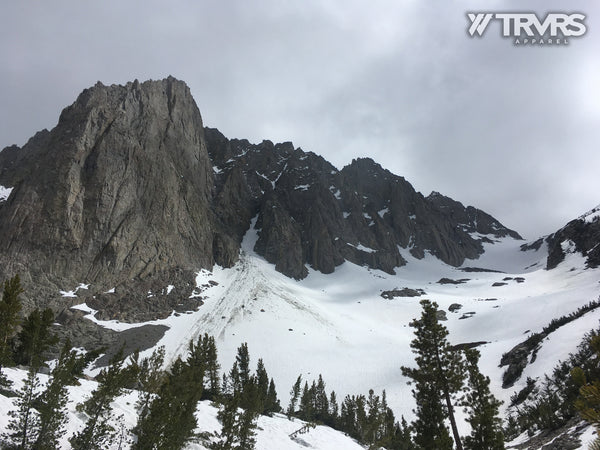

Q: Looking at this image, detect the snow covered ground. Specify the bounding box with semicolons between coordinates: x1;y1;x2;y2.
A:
2;224;600;448
0;367;366;450
134;227;599;425
0;185;12;202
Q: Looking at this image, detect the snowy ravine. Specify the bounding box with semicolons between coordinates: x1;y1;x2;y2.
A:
2;221;600;448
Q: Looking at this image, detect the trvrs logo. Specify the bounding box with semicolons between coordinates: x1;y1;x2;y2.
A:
467;12;587;45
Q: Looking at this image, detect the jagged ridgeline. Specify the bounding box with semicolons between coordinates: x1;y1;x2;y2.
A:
0;77;520;322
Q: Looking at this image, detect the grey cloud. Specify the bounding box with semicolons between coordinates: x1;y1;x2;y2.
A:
1;0;598;239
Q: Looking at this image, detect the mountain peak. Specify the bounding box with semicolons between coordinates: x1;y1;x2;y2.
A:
0;77;214;317
0;77;524;327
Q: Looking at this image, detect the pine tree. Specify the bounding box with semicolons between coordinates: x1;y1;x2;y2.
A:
414;382;454;449
134;346;166;428
212;346;259;450
365;389;381;445
354;394;367;442
3;307;59;449
201;334;220;400
138;357;203;450
380;390;393;440
227;343;260;413
235;343;251;389
241;374;260;414
221;372;232;399
328;391;339;428
13;308;58;367
34;340;100;449
227;362;240;396
212;392;258;450
299;381;315;421
393;416;416;450
287;375;302;418
4;367;41;448
0;275;23;387
237;406;258;449
314;374;329;423
70;348;138;450
212;394;239;450
255;358;269;414
401;299;464;450
134;336;207;450
339;395;357;437
461;348;504;450
265;378;281;415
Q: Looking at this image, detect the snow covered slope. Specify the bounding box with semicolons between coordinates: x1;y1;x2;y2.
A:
2;219;600;448
74;221;600;432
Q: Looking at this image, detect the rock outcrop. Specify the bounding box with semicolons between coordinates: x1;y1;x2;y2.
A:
0;77;214;311
545;205;600;269
206;130;522;279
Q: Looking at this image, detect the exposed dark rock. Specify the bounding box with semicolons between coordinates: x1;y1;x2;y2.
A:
509;377;537;407
545;207;600;269
507;418;588;450
459;312;476;320
540;434;582;450
53;310;166;363
492;282;508;287
427;191;521;240
202;134;522;278
254;196;307;280
381;288;426;299
520;237;544;252
448;303;463;312
459;267;505;273
212;232;241;268
437;278;469;285
450;341;487;351
212;165;255;265
93;324;170;367
500;340;534;389
85;268;200;322
502;299;600;388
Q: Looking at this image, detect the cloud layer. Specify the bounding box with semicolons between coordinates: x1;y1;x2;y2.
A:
1;1;598;238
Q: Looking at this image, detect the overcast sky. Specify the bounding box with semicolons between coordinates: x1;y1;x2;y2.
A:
1;1;598;239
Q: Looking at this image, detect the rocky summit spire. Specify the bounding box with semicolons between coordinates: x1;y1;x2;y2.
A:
0;77;214;296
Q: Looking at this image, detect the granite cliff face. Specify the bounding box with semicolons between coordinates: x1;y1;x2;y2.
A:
0;78;214;316
0;77;523;328
206;129;522;279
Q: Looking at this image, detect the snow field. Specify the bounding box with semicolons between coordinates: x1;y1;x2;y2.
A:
29;225;600;448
